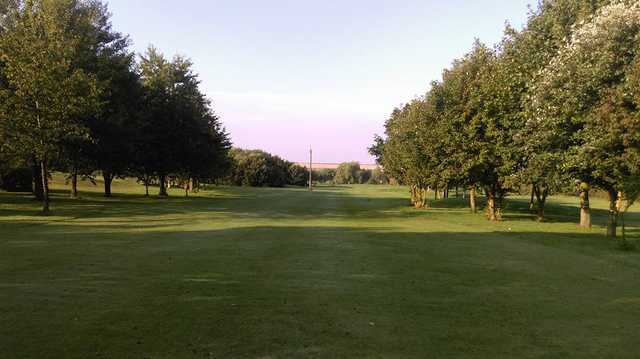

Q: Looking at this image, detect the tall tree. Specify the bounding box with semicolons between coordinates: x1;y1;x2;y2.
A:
75;1;141;197
0;0;99;213
437;41;494;214
530;0;640;237
137;47;231;196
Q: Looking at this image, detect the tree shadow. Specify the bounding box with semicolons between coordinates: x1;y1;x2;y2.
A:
1;186;639;236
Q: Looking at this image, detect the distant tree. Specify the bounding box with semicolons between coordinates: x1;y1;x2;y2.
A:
227;149;301;188
358;169;372;184
368;167;389;185
313;169;336;184
334;162;361;185
288;163;309;187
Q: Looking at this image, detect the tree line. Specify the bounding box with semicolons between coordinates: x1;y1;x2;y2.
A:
225;148;309;187
370;0;640;241
223;154;389;187
0;0;231;212
331;162;388;185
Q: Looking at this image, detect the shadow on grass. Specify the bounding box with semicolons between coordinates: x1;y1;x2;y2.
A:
1;186;639;237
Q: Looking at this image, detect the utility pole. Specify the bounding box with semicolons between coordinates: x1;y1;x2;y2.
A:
309;147;313;191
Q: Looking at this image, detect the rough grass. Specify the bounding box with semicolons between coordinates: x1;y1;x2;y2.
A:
1;176;639;358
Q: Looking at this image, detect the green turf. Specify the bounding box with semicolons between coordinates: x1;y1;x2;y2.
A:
1;177;640;358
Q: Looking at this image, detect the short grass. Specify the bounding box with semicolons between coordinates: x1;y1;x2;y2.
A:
1;176;640;358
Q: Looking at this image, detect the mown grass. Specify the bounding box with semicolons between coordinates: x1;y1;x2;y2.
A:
1;176;639;358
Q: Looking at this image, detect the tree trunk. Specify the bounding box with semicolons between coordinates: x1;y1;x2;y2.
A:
40;158;50;214
536;206;545;222
144;174;150;197
414;187;426;209
469;186;477;213
533;185;548;222
193;178;199;193
184;178;190;197
579;187;591;229
434;185;438;200
410;186;417;206
529;185;536;211
32;161;44;201
158;174;168;197
70;167;78;199
621;212;627;243
103;170;113;198
455;186;459;198
606;189;618;238
485;187;502;222
486;193;497;222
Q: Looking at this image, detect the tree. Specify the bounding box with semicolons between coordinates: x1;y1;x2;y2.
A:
379;102;435;208
368;135;385;166
313;169;336;184
511;0;612;222
0;0;99;213
137;48;230;196
288;163;310;187
227;149;300;187
435;41;494;214
530;0;640;236
368;167;389;185
334;162;362;185
80;3;141;198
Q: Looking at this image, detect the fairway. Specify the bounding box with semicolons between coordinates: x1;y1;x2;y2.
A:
1;180;640;358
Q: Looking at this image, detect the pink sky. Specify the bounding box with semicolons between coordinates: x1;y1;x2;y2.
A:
107;0;532;164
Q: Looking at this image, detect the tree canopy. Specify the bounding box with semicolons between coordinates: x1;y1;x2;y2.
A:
373;0;640;241
0;0;231;208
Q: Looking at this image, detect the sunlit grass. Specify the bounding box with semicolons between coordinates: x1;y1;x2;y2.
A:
1;178;639;358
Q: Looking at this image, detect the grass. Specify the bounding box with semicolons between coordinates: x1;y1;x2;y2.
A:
1;176;640;358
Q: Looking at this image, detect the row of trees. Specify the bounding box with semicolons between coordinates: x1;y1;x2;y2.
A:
0;0;231;212
224;155;390;187
371;0;640;239
225;149;308;187
333;162;389;185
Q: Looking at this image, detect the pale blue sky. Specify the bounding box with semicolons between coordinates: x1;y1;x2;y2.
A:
106;0;533;163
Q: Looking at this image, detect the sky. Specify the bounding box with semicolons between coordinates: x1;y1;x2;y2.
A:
106;0;534;164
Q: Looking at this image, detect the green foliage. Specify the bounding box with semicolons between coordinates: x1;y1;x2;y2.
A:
368;167;390;185
334;162;362;185
0;1;232;204
227;149;305;188
288;163;310;187
372;0;637;224
0;0;101;210
313;168;336;184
